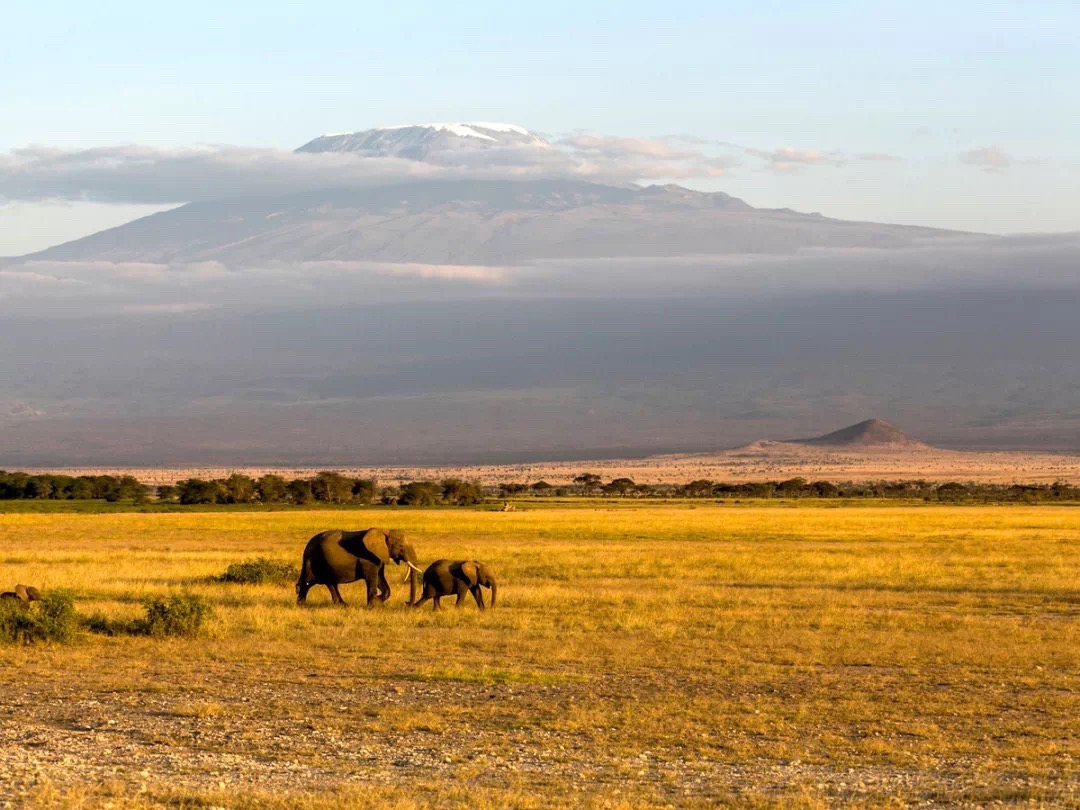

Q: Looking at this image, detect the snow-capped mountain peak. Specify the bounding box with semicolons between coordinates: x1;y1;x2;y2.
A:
296;122;548;159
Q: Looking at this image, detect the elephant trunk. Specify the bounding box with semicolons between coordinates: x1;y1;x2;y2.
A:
488;579;497;608
400;542;421;605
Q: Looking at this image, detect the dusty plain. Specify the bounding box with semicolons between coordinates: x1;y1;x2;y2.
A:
0;502;1077;808
25;442;1080;487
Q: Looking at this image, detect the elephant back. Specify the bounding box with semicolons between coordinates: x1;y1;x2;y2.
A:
302;528;390;585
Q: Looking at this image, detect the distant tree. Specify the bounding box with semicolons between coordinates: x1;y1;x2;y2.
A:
312;471;354;503
936;482;969;502
352;478;379;504
776;477;809;497
398;481;442;506
499;482;529;497
810;481;839;498
683;479;714;498
221;473;257;504
741;481;777;499
24;478;55;500
603;478;636;497
178;478;222;505
442;478;484;506
101;475;146;503
156;484;178;502
69;477;97;500
287;479;314;505
530;481;553;494
0;472;29;499
89;476;119;499
256;474;288;504
573;473;602;494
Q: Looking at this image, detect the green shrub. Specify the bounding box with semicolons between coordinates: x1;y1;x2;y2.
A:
135;594;213;637
216;557;298;585
83;593;213;638
0;591;78;645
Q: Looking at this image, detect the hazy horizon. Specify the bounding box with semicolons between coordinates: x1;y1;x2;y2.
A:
3;2;1080;466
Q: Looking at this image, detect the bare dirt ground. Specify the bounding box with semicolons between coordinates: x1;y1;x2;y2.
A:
2;660;1069;809
29;441;1080;486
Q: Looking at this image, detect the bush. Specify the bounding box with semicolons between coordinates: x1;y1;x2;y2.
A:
0;591;78;645
398;481;443;506
216;557;298;585
135;594;213;637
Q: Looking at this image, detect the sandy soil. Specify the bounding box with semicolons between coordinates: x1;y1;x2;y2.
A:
27;441;1080;486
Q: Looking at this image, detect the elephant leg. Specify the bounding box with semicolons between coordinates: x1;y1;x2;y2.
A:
327;584;347;606
364;572;380;606
412;590;432;610
472;587;486;611
432;595;442;611
377;568;391;602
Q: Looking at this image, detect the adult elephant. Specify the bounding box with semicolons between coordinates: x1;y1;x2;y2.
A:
297;528;423;606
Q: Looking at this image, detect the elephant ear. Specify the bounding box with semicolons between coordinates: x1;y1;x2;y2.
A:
458;561;480;587
359;529;391;563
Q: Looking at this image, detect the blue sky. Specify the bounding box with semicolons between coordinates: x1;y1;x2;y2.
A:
2;0;1078;252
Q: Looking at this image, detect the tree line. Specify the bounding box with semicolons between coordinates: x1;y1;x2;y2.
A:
0;472;147;502
1;469;1077;504
169;473;484;506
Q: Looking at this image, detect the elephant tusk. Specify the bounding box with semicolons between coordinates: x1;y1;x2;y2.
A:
401;570;412;584
405;561;424;574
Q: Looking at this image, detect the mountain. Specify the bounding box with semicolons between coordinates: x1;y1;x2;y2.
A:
23;180;962;267
15;122;967;266
296;122;549;159
5;124;1080;465
788;419;929;449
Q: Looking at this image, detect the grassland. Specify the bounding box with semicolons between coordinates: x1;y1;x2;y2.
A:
0;503;1077;808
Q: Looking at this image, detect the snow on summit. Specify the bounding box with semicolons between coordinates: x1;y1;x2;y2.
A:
296;122;547;160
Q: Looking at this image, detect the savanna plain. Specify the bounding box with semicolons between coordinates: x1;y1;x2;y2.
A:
1;502;1077;808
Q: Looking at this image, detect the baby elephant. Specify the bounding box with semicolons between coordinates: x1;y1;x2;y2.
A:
412;560;497;611
0;584;42;603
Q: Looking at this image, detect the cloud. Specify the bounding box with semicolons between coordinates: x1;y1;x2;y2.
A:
295;260;508;282
0;145;450;204
4;233;1079;318
744;146;845;174
856;152;904;163
121;302;219;314
0;131;924;206
0;258;513;317
0;135;741;206
556;134;735;178
959;145;1012;172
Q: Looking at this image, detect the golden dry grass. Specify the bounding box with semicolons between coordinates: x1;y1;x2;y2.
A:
1;504;1077;808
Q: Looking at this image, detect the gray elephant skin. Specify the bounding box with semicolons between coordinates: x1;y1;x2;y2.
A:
297;528;422;606
412;559;497;611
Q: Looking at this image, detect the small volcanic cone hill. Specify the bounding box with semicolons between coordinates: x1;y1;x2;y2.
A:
787;419;929;449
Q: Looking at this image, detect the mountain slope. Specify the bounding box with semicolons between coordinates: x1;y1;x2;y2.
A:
788;419;929;449
24;178;963;266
